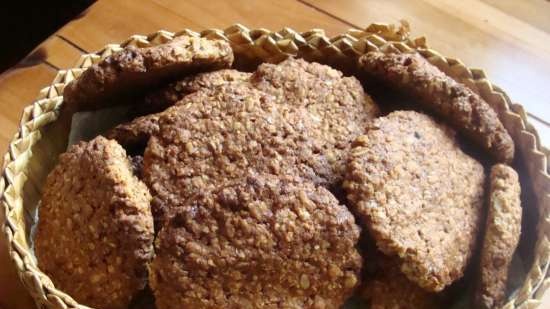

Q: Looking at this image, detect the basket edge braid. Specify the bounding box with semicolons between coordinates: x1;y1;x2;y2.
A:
1;23;548;309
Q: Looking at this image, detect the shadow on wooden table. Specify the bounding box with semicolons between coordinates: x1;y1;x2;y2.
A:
0;0;95;73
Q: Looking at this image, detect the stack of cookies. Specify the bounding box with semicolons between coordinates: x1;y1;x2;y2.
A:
34;35;522;309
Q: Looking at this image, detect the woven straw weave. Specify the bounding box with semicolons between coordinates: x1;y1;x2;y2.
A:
1;23;549;309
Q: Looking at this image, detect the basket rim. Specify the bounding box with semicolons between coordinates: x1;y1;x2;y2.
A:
1;23;549;309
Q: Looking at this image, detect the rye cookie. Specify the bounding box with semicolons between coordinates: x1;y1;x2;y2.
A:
474;164;522;309
344;110;485;292
35;136;154;309
149;173;362;309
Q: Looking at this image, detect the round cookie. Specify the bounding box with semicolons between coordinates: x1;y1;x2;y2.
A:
344;110;485;292
149;173;363;309
251;58;379;185
35;136;154;309
143;82;339;224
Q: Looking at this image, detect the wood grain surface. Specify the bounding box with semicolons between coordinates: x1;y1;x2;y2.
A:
0;0;548;308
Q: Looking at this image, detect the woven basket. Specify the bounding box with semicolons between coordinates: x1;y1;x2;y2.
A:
1;23;549;309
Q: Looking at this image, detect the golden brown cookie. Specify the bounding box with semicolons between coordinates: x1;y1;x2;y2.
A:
143;82;336;224
474;164;522;309
252;58;379;184
149;173;362;309
35;136;154;309
63;35;233;113
358;51;514;163
344;111;485;292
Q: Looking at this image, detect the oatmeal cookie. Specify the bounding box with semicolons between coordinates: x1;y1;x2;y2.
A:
359;51;514;163
63;35;233;113
344;111;485;292
149;173;362;309
143;83;338;224
474;164;522;309
35;136;154;309
252;58;379;183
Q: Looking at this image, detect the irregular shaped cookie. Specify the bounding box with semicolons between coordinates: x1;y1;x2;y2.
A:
363;258;441;309
474;164;522;309
35;136;154;309
139;69;251;114
344;111;485;292
105;70;250;148
149;173;362;309
359;51;514;163
252;58;379;184
63;35;233;113
143;83;335;224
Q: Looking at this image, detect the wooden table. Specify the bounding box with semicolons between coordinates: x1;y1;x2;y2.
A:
0;0;549;308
